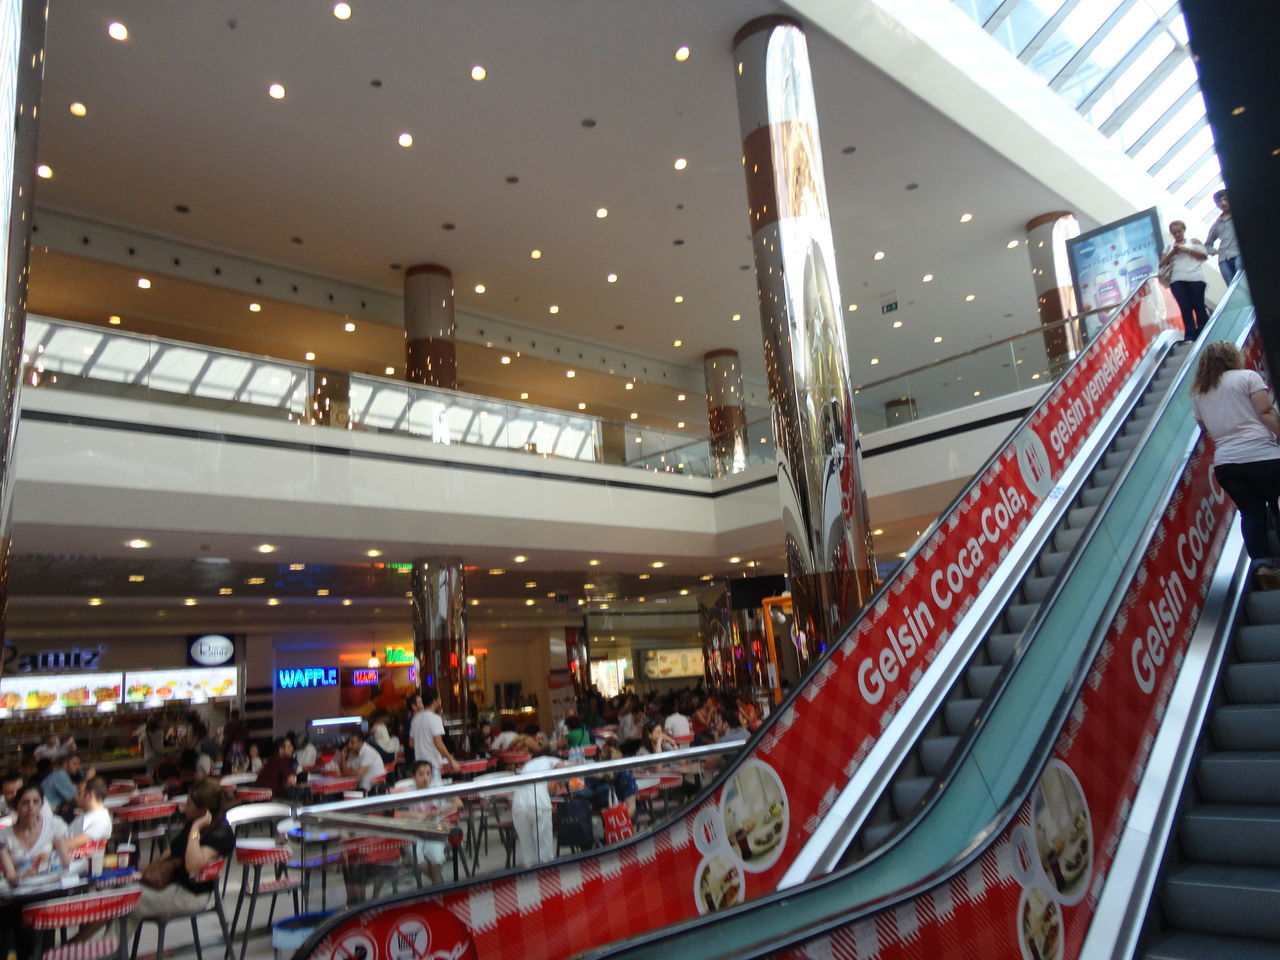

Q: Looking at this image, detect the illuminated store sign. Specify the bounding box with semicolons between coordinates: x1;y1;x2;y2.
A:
351;669;379;686
277;667;338;689
383;646;413;665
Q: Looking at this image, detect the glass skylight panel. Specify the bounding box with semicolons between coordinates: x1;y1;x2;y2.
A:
147;346;212;395
1084;2;1157;74
192;356;252;401
1158;123;1214;182
1114;62;1196;150
1130;93;1203;168
240;365;300;407
1079;33;1174;125
89;338;150;383
1027;0;1122;78
991;1;1056;56
956;0;1009;27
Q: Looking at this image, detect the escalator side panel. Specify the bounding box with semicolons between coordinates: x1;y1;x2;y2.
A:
299;293;1180;960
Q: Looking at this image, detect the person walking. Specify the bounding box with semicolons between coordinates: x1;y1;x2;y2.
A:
1191;340;1280;566
1205;190;1242;284
409;688;459;784
1161;220;1210;341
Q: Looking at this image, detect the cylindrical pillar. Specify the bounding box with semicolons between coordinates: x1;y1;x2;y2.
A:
404;264;457;389
0;0;46;677
732;17;877;655
309;369;350;427
1026;212;1082;371
411;558;468;719
704;349;748;475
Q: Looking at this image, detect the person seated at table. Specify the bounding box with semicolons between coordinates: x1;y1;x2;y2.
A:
128;779;235;935
294;733;318;771
716;710;750;745
561;716;592;752
637;720;676;755
512;747;565;866
368;711;401;764
0;784;66;882
246;742;264;775
253;737;298;797
516;725;549;753
396;761;462;884
663;698;692;740
59;777;112;855
340;731;386;793
489;721;520;752
0;769;23;817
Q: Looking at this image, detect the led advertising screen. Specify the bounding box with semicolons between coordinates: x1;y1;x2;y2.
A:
0;672;124;710
1067;207;1161;314
123;666;238;702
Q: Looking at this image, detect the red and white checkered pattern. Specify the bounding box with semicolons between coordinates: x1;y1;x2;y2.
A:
113;801;177;823
236;843;291;867
234;787;274;803
23;888;142;929
40;934;126;960
192;857;227;884
306;290;1186;960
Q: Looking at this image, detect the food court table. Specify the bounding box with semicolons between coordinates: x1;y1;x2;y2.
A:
304;775;358;800
219;773;259;787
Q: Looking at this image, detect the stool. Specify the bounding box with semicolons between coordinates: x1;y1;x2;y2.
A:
230;843;300;960
23;888;142;960
130;857;233;960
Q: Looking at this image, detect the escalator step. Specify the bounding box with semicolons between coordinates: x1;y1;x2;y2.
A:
1055;526;1086;553
1198;752;1280;804
891;777;932;818
1112;433;1140;453
1162;863;1280;940
966;664;1002;699
1022;575;1055;604
944;698;982;735
1092;467;1120;489
1238;626;1280;663
1145;930;1280;960
1067;505;1097;529
1005;603;1038;633
1079;485;1109;508
987;632;1021;665
1182;805;1280;867
1039;551;1068;577
1214;706;1280;750
919;736;960;777
1247;591;1280;626
1104;449;1130;471
861;821;898;853
1225;663;1280;704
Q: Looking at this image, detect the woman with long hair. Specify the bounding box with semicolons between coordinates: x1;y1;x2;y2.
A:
1191;341;1280;562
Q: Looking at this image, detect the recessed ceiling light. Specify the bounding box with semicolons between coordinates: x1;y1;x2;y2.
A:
624;382;634;390
513;555;528;563
108;315;121;325
136;277;151;289
128;574;145;582
255;543;277;553
524;581;537;589
589;559;601;566
246;577;265;585
578;402;586;410
248;302;262;313
650;561;665;568
1006;240;1020;249
964;294;976;302
607;273;618;283
848;304;858;312
629;412;638;420
959;213;974;223
520;392;529;400
87;598;102;606
677;393;686;401
530;249;542;259
384;366;395;375
474;283;486;294
488;568;505;575
500;355;511;365
677;421;685;428
673;158;687;171
673;295;684;303
184;598;198;607
304;351;316;360
679;589;690;596
333;2;352;19
1031;373;1041;380
471;65;487;81
343;322;356;332
268;83;286;100
595;208;608;219
69;102;87;117
126;539;150;549
366;549;382;557
219;587;233;595
107;21;128;41
673;339;682;347
892;320;902;328
873;251;886;261
565;370;575;378
872;528;884;535
934;336;943;343
35;164;53;179
341;598;352;606
728;556;741;564
634;436;642;443
973;390;981;396
674;46;690;61
731;313;741;322
267;598;280;606
470;599;480;606
525;598;535;606
398;132;414;148
922;274;934;282
549;305;559;314
870;358;880;365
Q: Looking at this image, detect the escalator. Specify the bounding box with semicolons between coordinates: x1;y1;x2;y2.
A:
294;279;1241;960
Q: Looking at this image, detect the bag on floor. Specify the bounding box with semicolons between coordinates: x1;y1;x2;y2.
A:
601;789;633;845
556;797;595;851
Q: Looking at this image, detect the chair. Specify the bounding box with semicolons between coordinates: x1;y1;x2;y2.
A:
232;787;274;805
22;887;142;960
229;842;301;960
129;857;234;960
339;837;415;900
221;802;293;895
113;801;178;861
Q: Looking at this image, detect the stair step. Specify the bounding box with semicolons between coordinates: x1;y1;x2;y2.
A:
1112;432;1140;452
918;736;960;777
1226;663;1280;704
1162;863;1280;940
1214;706;1280;750
1248;591;1280;626
1182;805;1280;867
987;632;1021;666
966;664;1002;699
1039;550;1068;577
1079;484;1108;508
1005;603;1038;633
1067;505;1097;529
1055;525;1086;553
1199;753;1280;804
1145;931;1280;960
1104;449;1130;471
1022;575;1054;604
861;821;897;853
891;777;932;818
1091;467;1119;489
1239;626;1280;661
944;698;982;735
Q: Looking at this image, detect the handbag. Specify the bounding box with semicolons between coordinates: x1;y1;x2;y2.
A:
1158;260;1174;288
601;789;633;845
140;855;179;890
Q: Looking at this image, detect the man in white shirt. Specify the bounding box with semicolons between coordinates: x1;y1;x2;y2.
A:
663;709;692;740
62;778;112;849
410;689;458;783
339;731;386;792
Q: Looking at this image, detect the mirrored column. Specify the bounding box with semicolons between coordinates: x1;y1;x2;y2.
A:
704;349;748;475
1026;211;1082;371
404;264;457;389
411;558;468;718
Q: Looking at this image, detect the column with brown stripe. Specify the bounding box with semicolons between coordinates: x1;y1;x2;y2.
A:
404;263;457;389
1026;211;1082;375
732;16;876;657
412;558;468;719
704;349;748;475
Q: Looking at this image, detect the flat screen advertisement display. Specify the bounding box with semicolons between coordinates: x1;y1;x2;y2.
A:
123;666;238;702
1066;207;1162;314
0;672;124;710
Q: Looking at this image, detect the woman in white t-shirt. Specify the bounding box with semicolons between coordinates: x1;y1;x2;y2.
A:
0;784;67;881
1160;220;1210;341
1191;341;1280;561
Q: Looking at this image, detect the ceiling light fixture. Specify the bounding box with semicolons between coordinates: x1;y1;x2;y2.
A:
398;132;413;147
650;561;665;568
548;305;559;314
108;315;121;325
731;313;742;322
595;208;608;219
922;274;934;282
304;352;316;360
565;370;575;378
341;598;352;606
588;559;601;566
848;304;858;312
255;543;277;553
107;22;128;40
474;283;486;294
34;163;51;179
873;251;886;261
1006;239;1020;249
128;575;144;582
513;555;528;563
673;158;687;170
677;393;686;401
624;382;634;391
728;556;742;564
892;320;902;328
344;322;356;332
934;336;943;343
384;366;395;375
136;277;151;289
673;295;684;303
607;273;618;283
219;587;233;595
530;249;542;259
964;294;976;302
520;392;529;400
578;402;586;410
267;598;280;606
333;2;352;19
629;412;638;420
184;598;197;607
366;549;382;557
677;421;685;428
471;65;487;82
268;83;286;100
87;598;102;607
870;358;880;365
69;102;87;117
500;356;511;365
674;46;690;61
126;539;150;549
959;213;974;223
673;339;682;347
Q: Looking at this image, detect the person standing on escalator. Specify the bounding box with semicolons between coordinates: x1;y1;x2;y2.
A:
1191;341;1280;566
1161;220;1210;341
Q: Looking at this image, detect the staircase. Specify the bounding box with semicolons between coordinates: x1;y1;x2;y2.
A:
1143;586;1280;958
